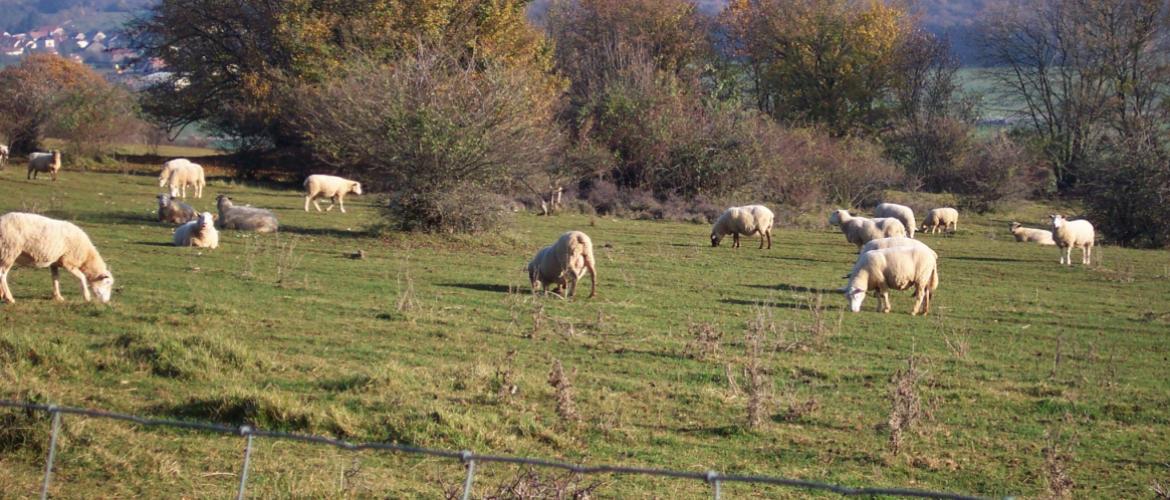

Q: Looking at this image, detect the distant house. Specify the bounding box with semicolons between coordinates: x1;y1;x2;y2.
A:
92;31;107;43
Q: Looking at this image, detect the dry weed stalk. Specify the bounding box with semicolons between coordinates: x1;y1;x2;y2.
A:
396;269;417;313
683;320;723;360
745;306;774;430
888;356;923;455
548;359;579;424
496;350;519;401
529;300;546;339
1043;428;1075;499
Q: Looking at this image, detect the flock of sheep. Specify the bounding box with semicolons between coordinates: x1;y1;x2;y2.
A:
0;152;1097;313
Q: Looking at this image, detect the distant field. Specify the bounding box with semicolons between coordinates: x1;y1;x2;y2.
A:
956;68;1027;122
0;167;1167;497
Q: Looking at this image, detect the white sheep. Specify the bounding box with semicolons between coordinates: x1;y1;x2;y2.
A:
841;246;938;315
173;212;219;249
1050;215;1095;266
0;212;114;303
860;236;935;255
528;230;597;298
874;203;917;239
1009;222;1056;246
304;174;362;213
921;207;959;234
710;205;774;249
27;150;62;181
0;144;8;168
216;194;279;233
157;193;197;224
159;158;206;198
828;209;906;249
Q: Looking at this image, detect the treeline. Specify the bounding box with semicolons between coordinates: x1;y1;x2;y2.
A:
2;0;1168;247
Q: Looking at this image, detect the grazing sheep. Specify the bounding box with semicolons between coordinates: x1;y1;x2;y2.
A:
157;193;198;224
216;195;279;233
1050;215;1095;266
0;144;8;168
710;205;774;249
1009;222;1056;246
159;159;206;198
828;209;906;249
921;207;959;234
860;236;935;255
874;203;917;239
528;230;597;298
173;212;219;249
841;246;938;315
304;174;363;213
27;150;62;181
0;212;114;303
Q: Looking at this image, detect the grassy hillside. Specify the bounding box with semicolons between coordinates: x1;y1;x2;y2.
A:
0;166;1167;497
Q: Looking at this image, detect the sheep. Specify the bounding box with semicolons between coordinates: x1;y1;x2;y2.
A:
27;150;62;181
710;205;774;249
0;212;114;303
828;209;906;249
216;194;279;233
921;207;959;234
860;236;935;255
304;174;363;213
874;203;917;239
841;246;938;315
1050;214;1095;265
173;212;219;249
528;230;597;298
157;193;198;224
0;144;8;168
1009;222;1056;246
159;158;206;198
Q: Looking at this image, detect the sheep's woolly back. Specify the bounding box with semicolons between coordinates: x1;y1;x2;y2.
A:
528;230;597;297
216;195;279;233
0;212;108;279
159;158;196;186
27;151;62;178
832;210;906;247
847;246;938;296
874;203;916;238
164;161;206;197
304;175;362;197
924;208;958;228
157;194;197;224
860;236;935;256
712;205;773;238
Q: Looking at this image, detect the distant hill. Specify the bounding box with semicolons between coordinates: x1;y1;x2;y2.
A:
0;0;154;35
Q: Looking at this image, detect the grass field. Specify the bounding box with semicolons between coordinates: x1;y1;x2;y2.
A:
0;166;1167;498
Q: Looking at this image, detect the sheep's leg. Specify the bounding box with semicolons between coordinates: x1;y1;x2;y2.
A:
912;286;924;315
922;287;932;315
880;291;891;313
50;265;65;301
304;195;312;212
326;195;337;212
66;267;91;302
338;195;346;214
0;265;14;303
732;233;740;248
1083;245;1091;265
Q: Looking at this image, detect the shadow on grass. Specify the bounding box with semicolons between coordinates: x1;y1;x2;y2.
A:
718;298;808;310
135;241;175;247
83;212;156;226
440;282;517;294
947;256;1029;263
280;224;373;239
746;283;838;294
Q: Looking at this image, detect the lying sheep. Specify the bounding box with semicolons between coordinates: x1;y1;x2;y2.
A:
710;205;774;249
160;159;206;198
216;195;279;233
841;246;938;315
921;207;959;234
1050;215;1095;266
304;174;362;213
173;212;219;249
0;212;114;303
157;193;197;224
874;203;917;239
528;231;597;298
828;209;906;249
1009;222;1056;246
27;150;62;181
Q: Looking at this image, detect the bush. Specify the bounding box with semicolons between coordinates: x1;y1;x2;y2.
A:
884;117;974;191
1082;137;1170;248
949;134;1048;213
387;190;513;234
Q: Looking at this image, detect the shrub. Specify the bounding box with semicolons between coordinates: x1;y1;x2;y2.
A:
1082;137;1170;248
949;134;1048;213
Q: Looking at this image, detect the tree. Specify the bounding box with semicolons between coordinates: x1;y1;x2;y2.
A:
722;0;912;136
0;54;133;155
978;0;1170;191
128;0;552;151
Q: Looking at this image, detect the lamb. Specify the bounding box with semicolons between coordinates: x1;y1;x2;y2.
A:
304;174;363;213
1050;215;1095;265
27;150;62;181
0;144;8;168
1009;222;1056;246
173;212;219;249
921;207;959;234
841;246;938;315
216;194;279;233
159;159;206;198
157;193;198;224
0;212;114;303
828;209;906;249
874;203;917;239
710;205;774;249
527;231;597;298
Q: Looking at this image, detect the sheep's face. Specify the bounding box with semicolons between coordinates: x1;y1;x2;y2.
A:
157;193;171;208
1050;214;1066;229
351;182;363;195
843;286;866;312
198;212;214;228
710;233;722;247
828;210;847;226
90;274;114;303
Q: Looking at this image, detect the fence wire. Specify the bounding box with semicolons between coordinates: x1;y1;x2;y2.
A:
0;400;994;499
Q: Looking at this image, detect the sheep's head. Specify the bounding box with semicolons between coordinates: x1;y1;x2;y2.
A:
216;194;232;210
90;273;114;303
842;285;866;312
828;209;849;226
1010;221;1021;231
351;182;363;195
198;211;214;228
157;193;171;207
710;233;722;247
1050;214;1066;229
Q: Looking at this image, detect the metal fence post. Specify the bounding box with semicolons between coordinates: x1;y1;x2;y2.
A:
40;406;62;500
237;426;254;500
460;450;476;500
706;470;721;500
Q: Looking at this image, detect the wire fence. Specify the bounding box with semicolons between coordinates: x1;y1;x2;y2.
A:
0;400;994;500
